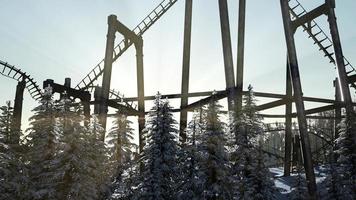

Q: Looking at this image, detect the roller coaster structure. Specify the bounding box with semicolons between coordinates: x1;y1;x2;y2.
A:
1;0;355;198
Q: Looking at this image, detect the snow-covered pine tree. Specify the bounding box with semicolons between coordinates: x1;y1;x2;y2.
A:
252;138;277;200
107;111;138;199
197;96;232;199
177;107;205;200
25;86;61;199
108;111;136;173
87;115;113;199
230;85;276;200
135;93;179;200
322;119;356;199
0;101;13;144
55;94;108;200
0;101;20;199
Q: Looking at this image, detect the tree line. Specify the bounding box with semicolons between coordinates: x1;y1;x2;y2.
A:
0;85;355;199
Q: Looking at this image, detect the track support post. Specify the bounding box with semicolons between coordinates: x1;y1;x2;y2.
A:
218;0;236;112
334;78;342;139
135;38;145;153
236;0;246;114
280;0;318;198
284;60;293;176
179;0;193;143
99;15;117;139
326;0;354;118
12;78;26;144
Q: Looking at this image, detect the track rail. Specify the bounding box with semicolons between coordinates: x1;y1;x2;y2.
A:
0;60;42;100
75;0;179;91
288;0;356;88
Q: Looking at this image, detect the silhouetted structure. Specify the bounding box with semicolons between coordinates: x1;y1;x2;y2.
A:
0;0;355;199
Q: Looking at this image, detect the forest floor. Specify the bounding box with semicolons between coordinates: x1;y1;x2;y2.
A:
270;166;328;199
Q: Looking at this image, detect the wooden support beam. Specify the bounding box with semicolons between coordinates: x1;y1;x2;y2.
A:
43;79;91;124
180;89;229;112
43;79;91;101
256;98;288;111
236;0;246;113
261;114;344;120
302;104;336;116
284;60;293;177
179;0;193;143
115;20;141;44
135;38;145;154
91;100;139;116
292;4;328;30
218;0;236;111
122;89;337;104
326;0;354;118
12;78;26;144
280;0;318;198
334;78;342;139
99;15;117;137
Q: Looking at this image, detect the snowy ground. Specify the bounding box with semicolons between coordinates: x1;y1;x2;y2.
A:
270;166;328;199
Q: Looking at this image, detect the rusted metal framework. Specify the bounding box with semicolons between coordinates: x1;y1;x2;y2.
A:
1;0;355;198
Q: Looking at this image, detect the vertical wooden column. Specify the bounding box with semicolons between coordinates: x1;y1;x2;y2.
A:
179;0;193;143
326;0;353;119
64;78;71;88
284;60;293;176
82;100;90;123
12;78;26;144
218;0;236;112
99;15;117;139
135;38;145;153
280;0;317;198
334;78;342;139
60;78;71;99
94;86;101;115
82;90;91;126
236;0;246;114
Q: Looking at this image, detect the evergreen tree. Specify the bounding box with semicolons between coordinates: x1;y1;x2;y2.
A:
230;85;275;200
135;93;179;200
0;101;13;143
108;111;136;173
107;112;138;199
0;101;18;199
197;97;232;199
25;86;61;199
54;94;108;200
87;115;112;198
323;119;356;199
177;108;205;200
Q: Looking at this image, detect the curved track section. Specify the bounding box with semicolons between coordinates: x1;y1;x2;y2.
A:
0;60;42;100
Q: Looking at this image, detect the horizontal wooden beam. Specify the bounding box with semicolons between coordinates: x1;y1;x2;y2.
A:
44;79;91;101
260;113;345;120
121;89;337;104
292;4;328;30
257;99;288;111
91;100;140;116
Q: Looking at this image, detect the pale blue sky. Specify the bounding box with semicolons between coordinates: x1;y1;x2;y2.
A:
0;0;355;128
